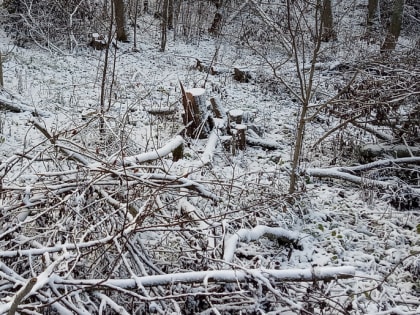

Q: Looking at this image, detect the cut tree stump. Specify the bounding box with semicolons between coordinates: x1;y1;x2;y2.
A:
229;109;244;124
235;124;247;151
89;33;108;50
180;82;211;139
233;68;251;83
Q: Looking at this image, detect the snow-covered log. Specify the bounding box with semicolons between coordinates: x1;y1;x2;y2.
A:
246;136;282;150
223;225;301;263
51;266;355;289
0;92;50;117
359;144;420;161
307;157;420;197
118;135;184;165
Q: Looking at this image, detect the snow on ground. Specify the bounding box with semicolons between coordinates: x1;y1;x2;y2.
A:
0;10;419;314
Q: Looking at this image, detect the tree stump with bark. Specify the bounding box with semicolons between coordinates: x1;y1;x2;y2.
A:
233;68;251;83
180;83;211;139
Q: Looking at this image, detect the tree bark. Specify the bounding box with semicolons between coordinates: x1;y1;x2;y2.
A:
321;0;336;42
160;0;169;51
168;0;174;30
381;0;404;53
113;0;128;42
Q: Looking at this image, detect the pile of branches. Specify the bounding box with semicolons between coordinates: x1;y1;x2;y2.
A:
0;118;355;314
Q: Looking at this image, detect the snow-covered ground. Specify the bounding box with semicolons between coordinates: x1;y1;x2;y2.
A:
0;5;419;314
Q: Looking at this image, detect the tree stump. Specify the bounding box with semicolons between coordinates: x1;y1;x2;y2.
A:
233;68;251;83
229;109;244;124
235;124;247;151
180;82;211;139
90;33;107;50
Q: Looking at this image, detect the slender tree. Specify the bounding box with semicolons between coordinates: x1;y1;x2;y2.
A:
160;0;169;51
381;0;404;53
0;52;3;87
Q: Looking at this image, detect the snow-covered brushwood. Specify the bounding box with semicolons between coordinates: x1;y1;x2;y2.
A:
51;266;355;289
223;225;301;263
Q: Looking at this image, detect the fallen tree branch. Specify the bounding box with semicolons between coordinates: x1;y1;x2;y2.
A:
51;266;355;289
223;225;301;263
307;157;420;195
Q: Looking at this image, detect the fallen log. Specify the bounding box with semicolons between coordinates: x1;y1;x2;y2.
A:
0;93;50;117
51;266;355;289
359;143;420;161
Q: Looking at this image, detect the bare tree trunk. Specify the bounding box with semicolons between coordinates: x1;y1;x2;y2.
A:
288;0;323;195
321;0;336;42
114;0;128;41
209;0;224;35
381;0;404;53
99;4;115;134
0;52;3;87
168;0;174;30
160;0;169;52
367;0;379;25
132;0;139;51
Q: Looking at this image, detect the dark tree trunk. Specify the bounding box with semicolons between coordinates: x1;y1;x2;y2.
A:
160;0;169;51
168;0;174;30
114;0;128;41
381;0;404;53
0;52;3;87
209;0;223;35
321;0;336;42
367;0;379;25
